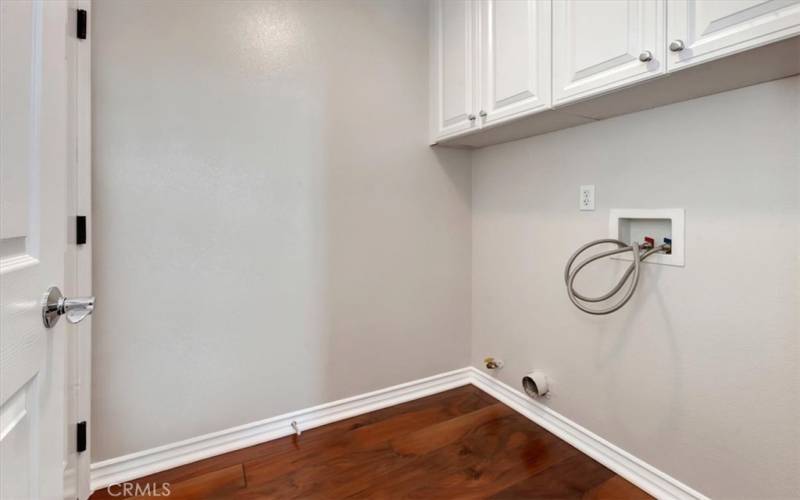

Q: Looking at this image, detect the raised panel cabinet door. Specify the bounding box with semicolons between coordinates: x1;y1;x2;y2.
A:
430;0;479;143
480;0;551;126
552;0;666;106
667;0;800;71
0;0;70;498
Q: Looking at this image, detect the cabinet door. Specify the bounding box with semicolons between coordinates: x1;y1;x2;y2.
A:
667;0;800;71
552;0;665;106
430;0;479;143
480;0;551;126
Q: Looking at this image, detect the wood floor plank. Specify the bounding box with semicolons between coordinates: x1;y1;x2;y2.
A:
90;385;490;499
490;453;638;499
347;413;580;499
239;404;515;498
239;403;506;495
583;475;654;500
91;385;652;500
129;464;246;500
391;402;514;456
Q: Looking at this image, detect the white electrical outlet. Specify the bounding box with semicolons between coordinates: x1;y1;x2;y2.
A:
580;185;595;211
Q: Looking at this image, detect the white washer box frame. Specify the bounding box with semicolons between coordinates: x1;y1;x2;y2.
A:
608;208;685;267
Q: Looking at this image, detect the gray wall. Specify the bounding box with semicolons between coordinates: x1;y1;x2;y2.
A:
92;0;471;461
472;77;800;499
92;2;799;496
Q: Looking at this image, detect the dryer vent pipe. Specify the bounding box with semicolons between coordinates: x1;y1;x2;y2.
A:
522;371;549;398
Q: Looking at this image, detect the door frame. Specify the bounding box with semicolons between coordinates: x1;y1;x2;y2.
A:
65;0;93;497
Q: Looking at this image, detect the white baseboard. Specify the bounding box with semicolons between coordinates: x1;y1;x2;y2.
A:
90;367;472;491
468;367;708;500
91;366;707;500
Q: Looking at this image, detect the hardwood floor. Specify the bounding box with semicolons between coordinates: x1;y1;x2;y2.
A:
90;386;652;499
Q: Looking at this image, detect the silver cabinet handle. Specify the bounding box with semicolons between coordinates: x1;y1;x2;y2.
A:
468;114;476;121
42;286;95;328
639;50;653;62
669;40;685;52
479;110;487;117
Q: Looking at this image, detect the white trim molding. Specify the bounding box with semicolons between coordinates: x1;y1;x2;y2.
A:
91;366;708;500
468;368;708;500
90;368;472;491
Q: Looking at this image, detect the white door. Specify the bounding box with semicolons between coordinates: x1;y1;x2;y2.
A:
666;0;800;71
0;1;76;499
552;0;666;106
479;0;551;126
429;0;479;143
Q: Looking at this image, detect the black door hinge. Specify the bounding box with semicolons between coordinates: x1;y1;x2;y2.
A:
76;421;87;453
76;215;87;245
77;9;87;40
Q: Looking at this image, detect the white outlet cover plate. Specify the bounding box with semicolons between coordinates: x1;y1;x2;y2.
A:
609;208;684;267
580;185;595;211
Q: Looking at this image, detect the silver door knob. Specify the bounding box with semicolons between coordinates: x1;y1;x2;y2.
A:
42;286;95;328
669;40;685;52
638;50;653;62
479;110;487;117
468;114;476;121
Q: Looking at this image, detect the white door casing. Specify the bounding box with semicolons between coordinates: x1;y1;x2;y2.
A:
667;0;800;70
63;1;93;499
0;1;70;499
430;0;479;143
552;0;666;106
480;0;551;126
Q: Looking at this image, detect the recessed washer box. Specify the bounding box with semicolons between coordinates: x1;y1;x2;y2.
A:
609;208;684;267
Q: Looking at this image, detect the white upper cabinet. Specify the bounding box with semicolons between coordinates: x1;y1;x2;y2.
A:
430;0;479;142
479;0;551;126
430;0;800;147
552;0;666;106
667;0;800;70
